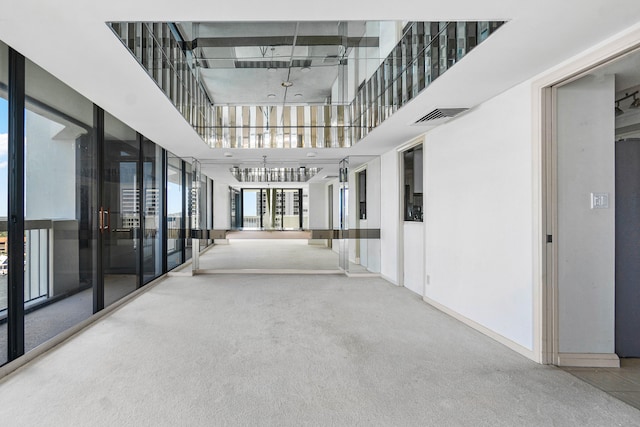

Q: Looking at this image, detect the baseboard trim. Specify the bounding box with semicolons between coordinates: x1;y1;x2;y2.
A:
0;274;167;381
345;271;380;278
307;239;327;246
380;274;400;286
422;295;535;361
557;353;620;368
195;268;344;275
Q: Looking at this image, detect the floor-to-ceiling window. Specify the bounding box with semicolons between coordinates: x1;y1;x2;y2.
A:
242;189;261;229
142;137;163;282
0;40;198;367
22;57;97;352
103;112;139;306
166;153;183;270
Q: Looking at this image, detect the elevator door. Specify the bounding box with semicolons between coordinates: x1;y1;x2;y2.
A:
615;138;640;357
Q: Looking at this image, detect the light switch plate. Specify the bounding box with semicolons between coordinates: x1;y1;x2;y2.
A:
591;192;609;209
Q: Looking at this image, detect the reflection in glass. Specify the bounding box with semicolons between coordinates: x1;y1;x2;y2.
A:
403;146;423;222
142;138;163;282
110;21;503;150
0;41;8;365
23;58;96;352
167;154;183;270
103;112;139;306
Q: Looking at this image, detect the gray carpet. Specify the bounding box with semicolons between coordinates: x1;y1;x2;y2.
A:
0;274;639;426
199;239;342;271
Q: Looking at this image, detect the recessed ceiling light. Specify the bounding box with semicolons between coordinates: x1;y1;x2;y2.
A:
301;67;311;73
267;67;277;73
224;152;233;158
267;93;276;99
281;81;293;88
294;93;303;98
306;151;317;158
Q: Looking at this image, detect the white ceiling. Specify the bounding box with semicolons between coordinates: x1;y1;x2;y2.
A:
1;0;640;185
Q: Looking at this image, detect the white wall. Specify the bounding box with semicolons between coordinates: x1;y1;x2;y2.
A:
403;222;424;295
380;150;400;284
308;183;327;229
213;182;230;230
556;75;615;354
423;81;534;351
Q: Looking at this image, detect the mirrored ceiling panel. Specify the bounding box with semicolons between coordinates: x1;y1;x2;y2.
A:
108;20;504;148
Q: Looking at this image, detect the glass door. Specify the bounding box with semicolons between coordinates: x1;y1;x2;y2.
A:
101;112;140;306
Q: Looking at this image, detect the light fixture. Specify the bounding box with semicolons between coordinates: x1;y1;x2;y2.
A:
306;151;317;158
281;81;293;88
294;93;303;98
224;151;233;158
300;66;311;73
267;93;276;99
615;90;640;115
267;67;277;73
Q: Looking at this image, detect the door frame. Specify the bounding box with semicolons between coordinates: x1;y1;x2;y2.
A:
536;35;640;365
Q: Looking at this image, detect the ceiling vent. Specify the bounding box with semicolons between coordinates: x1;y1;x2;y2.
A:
234;59;312;69
413;108;468;126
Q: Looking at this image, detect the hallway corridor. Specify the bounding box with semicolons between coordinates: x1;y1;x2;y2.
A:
0;273;638;425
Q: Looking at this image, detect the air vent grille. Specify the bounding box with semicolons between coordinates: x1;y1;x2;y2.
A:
234;59;312;69
414;108;468;125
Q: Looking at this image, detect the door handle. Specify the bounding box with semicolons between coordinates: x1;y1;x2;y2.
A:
99;208;110;232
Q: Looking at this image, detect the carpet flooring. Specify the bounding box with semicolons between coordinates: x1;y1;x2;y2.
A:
0;273;639;425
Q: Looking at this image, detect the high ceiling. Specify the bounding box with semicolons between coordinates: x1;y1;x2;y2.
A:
1;1;640;185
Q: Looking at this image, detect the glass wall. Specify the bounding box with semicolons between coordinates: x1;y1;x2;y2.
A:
103;112;139;306
166;154;183;270
0;41;8;365
23;58;96;352
142;137;163;282
0;41;202;366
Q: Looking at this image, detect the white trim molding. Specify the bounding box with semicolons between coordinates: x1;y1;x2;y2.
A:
381;273;400;286
423;296;535;361
556;353;620;368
